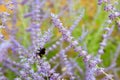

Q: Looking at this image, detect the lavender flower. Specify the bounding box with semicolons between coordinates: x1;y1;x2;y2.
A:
0;0;119;80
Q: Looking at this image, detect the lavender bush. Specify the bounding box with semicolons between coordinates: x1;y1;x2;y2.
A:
0;0;120;80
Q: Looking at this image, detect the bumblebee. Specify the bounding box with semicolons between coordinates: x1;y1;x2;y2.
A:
36;47;46;58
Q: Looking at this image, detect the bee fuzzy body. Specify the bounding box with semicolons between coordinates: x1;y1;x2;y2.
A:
36;48;46;58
